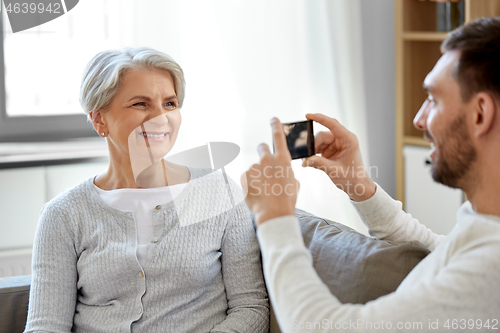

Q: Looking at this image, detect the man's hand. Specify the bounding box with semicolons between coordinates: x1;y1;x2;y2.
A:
241;118;299;227
303;113;376;202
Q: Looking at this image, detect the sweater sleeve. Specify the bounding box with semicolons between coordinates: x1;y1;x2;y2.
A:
210;201;270;333
351;184;445;251
257;216;500;333
24;203;78;333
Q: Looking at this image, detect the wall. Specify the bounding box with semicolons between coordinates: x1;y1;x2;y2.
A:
0;160;108;277
360;0;396;197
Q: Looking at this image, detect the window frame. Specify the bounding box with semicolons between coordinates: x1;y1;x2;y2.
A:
0;12;96;142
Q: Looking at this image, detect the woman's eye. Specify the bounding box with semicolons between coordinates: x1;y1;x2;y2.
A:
164;101;177;109
133;102;146;107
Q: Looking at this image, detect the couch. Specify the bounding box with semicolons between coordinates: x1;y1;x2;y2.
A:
0;209;429;333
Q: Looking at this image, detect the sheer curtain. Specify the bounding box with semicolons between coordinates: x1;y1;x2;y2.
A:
144;0;369;232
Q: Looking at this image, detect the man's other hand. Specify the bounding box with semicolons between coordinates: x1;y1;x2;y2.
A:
303;113;376;202
241;118;299;227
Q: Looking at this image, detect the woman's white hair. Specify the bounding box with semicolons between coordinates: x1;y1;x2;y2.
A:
79;47;185;118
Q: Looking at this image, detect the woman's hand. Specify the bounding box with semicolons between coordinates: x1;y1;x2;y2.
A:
302;113;376;202
241;118;299;226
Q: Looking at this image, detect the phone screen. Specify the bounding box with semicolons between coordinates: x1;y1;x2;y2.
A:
280;120;315;159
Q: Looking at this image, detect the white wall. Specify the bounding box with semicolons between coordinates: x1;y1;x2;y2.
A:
0;161;108;277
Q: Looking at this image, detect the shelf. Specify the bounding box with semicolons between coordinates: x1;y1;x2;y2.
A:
396;0;500;205
402;32;448;41
403;0;438;32
403;41;443;138
403;136;430;148
0;139;109;169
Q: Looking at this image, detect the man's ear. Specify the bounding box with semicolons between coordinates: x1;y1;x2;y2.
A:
472;92;496;138
89;110;107;135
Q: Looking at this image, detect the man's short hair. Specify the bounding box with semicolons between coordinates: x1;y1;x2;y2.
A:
441;17;500;102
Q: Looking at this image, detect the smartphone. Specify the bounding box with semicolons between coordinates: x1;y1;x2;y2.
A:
277;120;315;159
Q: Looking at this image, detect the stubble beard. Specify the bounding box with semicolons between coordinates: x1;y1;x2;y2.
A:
431;113;477;189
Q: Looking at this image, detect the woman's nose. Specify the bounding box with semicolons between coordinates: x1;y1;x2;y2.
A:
147;104;170;122
146;113;169;126
413;99;429;131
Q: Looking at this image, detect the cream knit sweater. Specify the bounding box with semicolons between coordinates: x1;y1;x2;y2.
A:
25;167;269;333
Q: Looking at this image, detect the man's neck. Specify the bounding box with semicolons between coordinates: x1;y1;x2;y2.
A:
466;167;500;217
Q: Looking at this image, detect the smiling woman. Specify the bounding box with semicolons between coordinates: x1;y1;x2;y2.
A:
87;64;184;189
24;47;270;333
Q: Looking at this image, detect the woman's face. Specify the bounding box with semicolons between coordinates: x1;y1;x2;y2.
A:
98;67;181;167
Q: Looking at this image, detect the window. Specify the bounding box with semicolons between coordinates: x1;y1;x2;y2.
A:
0;0;135;142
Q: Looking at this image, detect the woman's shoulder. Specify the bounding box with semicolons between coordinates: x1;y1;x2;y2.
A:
187;166;220;180
185;166;247;208
42;177;94;215
187;167;241;192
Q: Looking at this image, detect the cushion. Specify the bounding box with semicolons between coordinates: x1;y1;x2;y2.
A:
295;208;430;304
0;275;31;333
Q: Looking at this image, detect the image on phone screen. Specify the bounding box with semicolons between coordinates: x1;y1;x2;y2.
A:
281;120;315;159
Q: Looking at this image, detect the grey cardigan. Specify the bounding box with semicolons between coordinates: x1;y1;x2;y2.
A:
25;167;269;333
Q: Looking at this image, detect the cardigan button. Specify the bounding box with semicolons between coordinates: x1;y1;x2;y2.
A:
155;205;161;210
139;271;144;278
138;308;142;314
152;238;158;243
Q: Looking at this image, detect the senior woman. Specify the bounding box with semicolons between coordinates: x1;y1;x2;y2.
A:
24;47;269;333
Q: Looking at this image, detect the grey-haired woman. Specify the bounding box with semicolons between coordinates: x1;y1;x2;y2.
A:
24;47;269;333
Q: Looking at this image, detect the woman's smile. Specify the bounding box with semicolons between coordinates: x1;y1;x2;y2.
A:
138;130;170;143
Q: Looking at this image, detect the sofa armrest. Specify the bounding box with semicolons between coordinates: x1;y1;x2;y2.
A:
0;275;31;333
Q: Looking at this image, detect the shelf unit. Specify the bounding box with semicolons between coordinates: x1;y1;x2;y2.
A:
395;0;500;204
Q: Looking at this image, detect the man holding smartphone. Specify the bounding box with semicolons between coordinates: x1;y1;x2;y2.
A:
242;17;500;332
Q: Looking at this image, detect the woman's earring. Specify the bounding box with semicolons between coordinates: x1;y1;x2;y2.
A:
100;132;106;137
